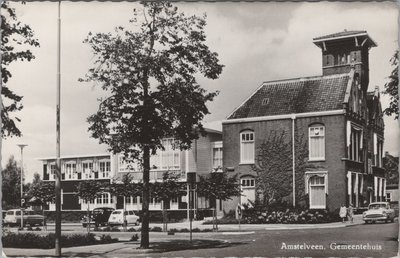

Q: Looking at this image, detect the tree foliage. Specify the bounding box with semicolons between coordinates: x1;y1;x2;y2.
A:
81;2;223;248
1;2;40;137
75;180;107;203
151;171;186;202
2;156;21;209
253;130;309;209
27;181;55;206
197;172;241;202
109;173;142;199
383;50;399;120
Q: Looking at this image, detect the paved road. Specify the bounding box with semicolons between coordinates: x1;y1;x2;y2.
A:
146;221;398;258
4;220;398;257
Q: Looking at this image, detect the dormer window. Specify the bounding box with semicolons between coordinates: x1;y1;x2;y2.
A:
261;98;269;106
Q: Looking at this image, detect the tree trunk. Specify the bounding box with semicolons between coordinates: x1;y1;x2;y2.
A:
140;145;150;248
87;203;90;234
123;197;127;232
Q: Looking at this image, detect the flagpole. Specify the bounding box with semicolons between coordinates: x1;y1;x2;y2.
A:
55;1;62;256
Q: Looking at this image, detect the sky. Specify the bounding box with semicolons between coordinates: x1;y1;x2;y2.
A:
2;1;399;183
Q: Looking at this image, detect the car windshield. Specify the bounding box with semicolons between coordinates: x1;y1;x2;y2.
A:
112;211;122;214
369;204;387;209
6;211;14;215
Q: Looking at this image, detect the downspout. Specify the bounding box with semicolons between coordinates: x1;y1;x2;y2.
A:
291;114;296;207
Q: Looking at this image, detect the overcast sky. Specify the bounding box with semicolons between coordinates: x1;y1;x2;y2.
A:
2;1;398;183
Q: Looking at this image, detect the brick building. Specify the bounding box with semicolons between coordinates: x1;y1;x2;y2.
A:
40;128;223;217
222;30;386;213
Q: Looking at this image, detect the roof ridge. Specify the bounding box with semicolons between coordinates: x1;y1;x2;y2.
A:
262;73;349;86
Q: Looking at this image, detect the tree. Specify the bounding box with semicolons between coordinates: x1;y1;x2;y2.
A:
2;156;21;209
27;180;55;229
151;171;186;231
81;2;223;248
197;172;241;230
383;50;398;120
76;180;107;234
109;174;142;231
253;130;309;210
1;2;40;138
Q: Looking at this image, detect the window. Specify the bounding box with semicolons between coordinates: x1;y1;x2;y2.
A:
82;162;93;179
118;156;139;172
212;142;223;171
99;161;111;178
240;177;255;206
349;126;362;162
65;163;76;180
50;164;56;180
97;193;111;204
386;192;392;202
240;131;255;164
376;138;383;167
308;175;326;209
309;125;325;160
150;138;180;170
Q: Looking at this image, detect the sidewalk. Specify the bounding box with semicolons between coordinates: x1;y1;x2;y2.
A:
149;214;364;231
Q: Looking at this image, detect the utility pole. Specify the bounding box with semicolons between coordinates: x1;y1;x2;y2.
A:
17;144;28;229
55;1;62;256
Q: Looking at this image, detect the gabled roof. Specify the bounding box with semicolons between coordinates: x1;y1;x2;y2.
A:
227;73;350;120
313;30;367;41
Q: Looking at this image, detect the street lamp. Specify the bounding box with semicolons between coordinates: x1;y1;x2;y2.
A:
17;144;28;229
187;172;197;243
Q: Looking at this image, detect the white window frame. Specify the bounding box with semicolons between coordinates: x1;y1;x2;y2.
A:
349;125;362;162
212;141;223;172
305;171;328;209
308;125;325;161
65;163;76;180
82;161;93;179
99;160;111;179
149;138;181;171
240;131;255;164
50;164;56;180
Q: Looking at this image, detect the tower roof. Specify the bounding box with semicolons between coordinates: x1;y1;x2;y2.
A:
313;30;377;49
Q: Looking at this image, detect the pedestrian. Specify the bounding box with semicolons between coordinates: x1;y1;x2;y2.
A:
339;204;347;222
347;204;354;223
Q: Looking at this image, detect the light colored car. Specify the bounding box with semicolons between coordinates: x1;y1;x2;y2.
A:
108;209;140;226
363;202;395;223
4;209;45;227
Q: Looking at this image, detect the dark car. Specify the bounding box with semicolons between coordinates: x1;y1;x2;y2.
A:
81;207;115;227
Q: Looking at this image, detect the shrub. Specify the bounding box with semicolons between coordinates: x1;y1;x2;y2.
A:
192;228;201;232
150;226;162;232
179;228;189;232
110;227;121;232
169;228;178;233
127;227;136;232
202;228;213;232
2;232;117;249
130;234;139;241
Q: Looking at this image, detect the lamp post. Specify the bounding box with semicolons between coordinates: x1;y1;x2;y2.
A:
187;172;196;243
17;144;28;228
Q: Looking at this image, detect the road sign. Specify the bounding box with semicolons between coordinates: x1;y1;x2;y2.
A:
236;204;242;219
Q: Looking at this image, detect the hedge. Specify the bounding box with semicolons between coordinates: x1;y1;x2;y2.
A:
2;233;118;249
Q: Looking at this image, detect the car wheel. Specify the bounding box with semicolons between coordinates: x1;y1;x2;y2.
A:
82;224;87;228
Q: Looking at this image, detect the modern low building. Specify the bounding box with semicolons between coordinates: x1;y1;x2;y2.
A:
40;128;224;217
222;30;386;213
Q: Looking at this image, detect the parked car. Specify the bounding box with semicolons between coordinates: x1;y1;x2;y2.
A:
4;209;45;227
108;209;140;226
81;207;115;227
363;202;395;223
